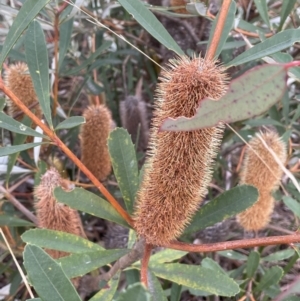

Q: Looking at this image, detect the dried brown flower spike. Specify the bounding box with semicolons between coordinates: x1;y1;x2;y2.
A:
4;62;42;120
80;104;112;181
35;168;85;259
134;56;227;245
170;0;188;14
237;131;287;231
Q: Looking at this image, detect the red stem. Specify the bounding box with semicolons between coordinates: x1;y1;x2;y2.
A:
141;244;152;287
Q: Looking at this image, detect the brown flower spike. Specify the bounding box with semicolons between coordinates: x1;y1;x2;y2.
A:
35;168;85;259
134;56;228;245
4;62;42;120
237;131;287;231
80;104;112;181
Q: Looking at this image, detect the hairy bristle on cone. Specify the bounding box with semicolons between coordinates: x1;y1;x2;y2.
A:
80;104;112;181
237;131;287;231
134;56;228;245
4;62;42;120
119;95;149;152
35;168;84;259
170;0;188;14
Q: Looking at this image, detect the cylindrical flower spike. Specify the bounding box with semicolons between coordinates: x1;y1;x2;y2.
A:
35;168;85;259
4;62;42;120
134;56;228;245
237;131;287;231
80;104;112;181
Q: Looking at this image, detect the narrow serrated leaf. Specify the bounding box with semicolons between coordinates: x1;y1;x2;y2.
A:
54;187;130;228
23;245;81;301
254;266;283;292
118;0;183;55
58;249;129;278
161;64;287;131
0;0;50;68
148;271;168;301
184;185;258;234
227;29;300;66
262;249;294;262
22;229;104;253
55;116;85;130
25;20;52;127
108;128;139;214
151;263;239;297
0;143;43;157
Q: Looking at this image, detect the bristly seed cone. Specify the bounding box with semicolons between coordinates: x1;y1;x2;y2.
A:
80;104;112;181
4;62;42;121
35;168;85;259
237;131;287;231
134;56;228;245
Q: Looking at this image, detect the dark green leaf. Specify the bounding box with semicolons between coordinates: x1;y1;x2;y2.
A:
0;0;50;68
283;196;300;218
0;112;46;137
201;258;226;275
170;283;182;301
151;263;239;297
0;215;33;227
244;118;284;127
58;18;73;72
0;98;5;111
148;271;168;301
23;245;81;301
218;250;247;260
254;266;283;292
207;0;236;58
118;0;184;55
22;229;104;253
115;283;151;301
185;185;258;234
88;272;120;301
58;249;129;278
55;116;85;130
262;249;294;262
253;0;270;28
278;0;297;31
54;187;130;228
0;143;43;156
246;251;260;278
161;65;287;131
108;128;139;214
25;20;52;128
227;29;300;66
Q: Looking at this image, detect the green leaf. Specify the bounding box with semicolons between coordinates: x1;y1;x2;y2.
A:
118;0;184;55
88;272;120;301
63;41;112;76
170;283;182;301
26;299;42;301
151;263;239;297
253;0;270;28
246;251;260;278
25;20;52;128
283;196;300;218
184;185;258;234
0;143;43;157
55;116;85;130
262;249;295;262
23;245;81;301
115;283;151;301
201;258;226;275
108;128;139;214
217;250;247;261
0;98;5;111
244;118;284;127
254;266;283;292
227;29;300;66
207;0;236;58
0;0;50;68
22;229;104;253
58;18;73;72
0;215;33;227
58;249;129;278
278;0;297;31
161;64;287;131
0;112;45;137
54;187;130;228
148;271;168;301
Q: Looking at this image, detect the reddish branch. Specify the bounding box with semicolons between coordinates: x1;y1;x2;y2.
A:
141;244;153;287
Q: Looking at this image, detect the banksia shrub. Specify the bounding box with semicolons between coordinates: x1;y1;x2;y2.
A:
35;168;84;259
80;104;112;181
237;131;287;231
170;0;188;14
134;56;227;245
119;95;149;152
4;62;42;120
